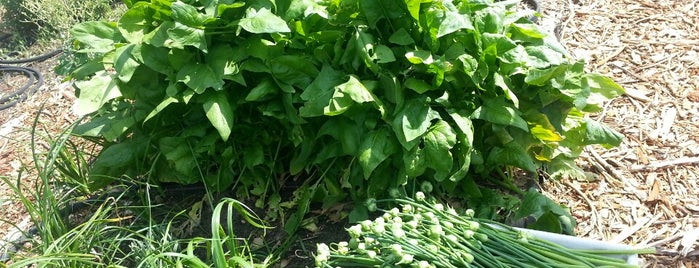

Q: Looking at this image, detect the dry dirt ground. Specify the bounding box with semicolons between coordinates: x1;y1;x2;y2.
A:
1;0;698;267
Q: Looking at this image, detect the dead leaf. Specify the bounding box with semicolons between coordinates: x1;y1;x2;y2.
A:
646;178;661;203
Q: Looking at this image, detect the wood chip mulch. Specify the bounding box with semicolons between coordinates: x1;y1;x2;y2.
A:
538;0;699;266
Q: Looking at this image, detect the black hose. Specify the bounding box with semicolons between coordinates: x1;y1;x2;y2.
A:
0;49;63;111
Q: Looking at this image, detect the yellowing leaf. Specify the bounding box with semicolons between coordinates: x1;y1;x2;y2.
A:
530;124;563;142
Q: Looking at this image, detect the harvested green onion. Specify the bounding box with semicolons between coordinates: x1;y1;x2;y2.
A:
314;192;655;267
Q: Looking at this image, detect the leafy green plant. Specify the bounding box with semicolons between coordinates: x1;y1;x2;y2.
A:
64;0;624;223
315;193;655;268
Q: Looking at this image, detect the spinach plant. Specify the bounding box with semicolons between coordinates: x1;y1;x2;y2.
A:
64;0;624;229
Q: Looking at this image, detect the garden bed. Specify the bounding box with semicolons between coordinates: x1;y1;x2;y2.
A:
0;0;698;267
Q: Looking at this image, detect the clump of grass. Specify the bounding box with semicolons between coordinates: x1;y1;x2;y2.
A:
0;0;124;46
0;107;275;267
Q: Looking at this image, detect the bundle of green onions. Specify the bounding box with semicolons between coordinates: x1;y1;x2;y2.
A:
314;192;655;268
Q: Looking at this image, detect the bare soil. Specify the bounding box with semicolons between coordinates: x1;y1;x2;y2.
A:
1;0;698;267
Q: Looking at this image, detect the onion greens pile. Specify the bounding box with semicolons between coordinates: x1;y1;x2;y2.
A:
315;193;655;268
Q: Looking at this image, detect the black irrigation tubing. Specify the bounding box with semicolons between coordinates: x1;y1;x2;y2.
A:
0;49;63;111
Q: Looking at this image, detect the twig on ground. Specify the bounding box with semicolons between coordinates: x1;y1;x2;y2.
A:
610;213;662;244
586;147;627;184
630;157;699;171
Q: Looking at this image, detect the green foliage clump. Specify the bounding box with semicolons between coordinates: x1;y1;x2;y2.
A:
0;0;121;44
64;0;624;221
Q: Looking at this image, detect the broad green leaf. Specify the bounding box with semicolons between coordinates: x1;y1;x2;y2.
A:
473;5;505;34
525;46;566;67
482;33;517;56
318;117;362;155
456;53;479;78
143;20;173;47
525;64;568;86
404;78;432;94
470;99;529;131
217;2;246;17
584;73;625;99
501;45;566;69
242;37;282;60
167;22;208;52
73;109;136;141
403;146;426;177
405;0;421;22
203;91;234;141
446;109;475;182
424;120;457;181
243;143;264;168
358;0;404;29
355;28;381;73
113;44;140;82
133;44;172;75
149;0;174;19
447;109;474;145
285;0;327;19
348;206;369;224
245;79;278;101
144;96;179;122
269;55;318;88
71;21;122;52
516;189;576;234
511;23;547;39
437;10;474;38
313;141;344;164
487;141;537;172
73;71;121;116
207;44;244;80
144;21;206;52
159;136;198;177
239;8;291;33
374;45;396;63
494;72;519;108
177;63;223;93
358;128;398;179
547;156;587;180
324;75;380;116
405;50;433;64
89;142;138;183
583;118;623;147
93;142;135;167
391;97;440;149
117;2;152;43
299;65;345;117
171;1;208;27
388;28;414;45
